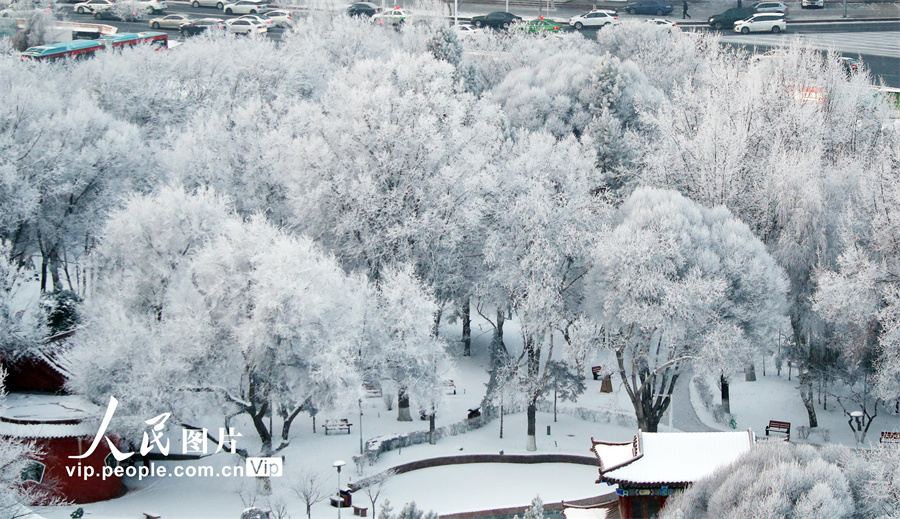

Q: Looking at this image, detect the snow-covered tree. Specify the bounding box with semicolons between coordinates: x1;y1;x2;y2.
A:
583;187;788;432
480;132;608;450
661;441;897;519
363;264;452;423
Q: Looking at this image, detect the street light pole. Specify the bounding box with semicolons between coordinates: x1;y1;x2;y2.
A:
359;398;364;455
333;460;346;519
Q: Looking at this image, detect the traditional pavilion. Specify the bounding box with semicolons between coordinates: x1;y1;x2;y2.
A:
1;331;124;504
590;430;755;519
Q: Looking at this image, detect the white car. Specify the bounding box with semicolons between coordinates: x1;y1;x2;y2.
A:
222;0;265;14
73;0;112;14
800;0;823;7
648;18;676;26
752;1;788;14
226;17;266;33
261;8;291;26
237;13;273;26
453;23;481;37
371;7;407;26
190;0;226;8
568;10;618;30
734;12;785;33
134;0;166;13
148;13;193;28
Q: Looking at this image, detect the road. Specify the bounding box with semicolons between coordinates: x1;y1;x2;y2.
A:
56;1;900;87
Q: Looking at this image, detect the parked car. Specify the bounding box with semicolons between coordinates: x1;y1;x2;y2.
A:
237;13;274;28
625;0;673;15
222;1;265;14
707;7;754;29
453;23;481;37
93;5;142;20
133;0;166;13
180;17;225;36
371;7;407;25
839;56;861;75
734;12;785;32
648;18;676;26
568;10;618;29
752;1;788;14
347;2;380;16
801;0;823;7
149;13;193;29
516;18;564;33
190;0;226;7
261;8;291;26
225;17;266;33
471;11;522;29
73;0;113;14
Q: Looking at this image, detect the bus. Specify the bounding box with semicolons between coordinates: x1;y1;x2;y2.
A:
97;31;168;49
20;39;104;61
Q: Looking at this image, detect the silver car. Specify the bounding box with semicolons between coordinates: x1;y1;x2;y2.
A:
149;13;194;29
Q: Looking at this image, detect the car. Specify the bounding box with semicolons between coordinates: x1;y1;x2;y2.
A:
471;11;522;29
568;10;618;30
222;1;265;15
347;2;380;17
260;9;291;26
624;0;673;15
452;23;481;37
839;56;861;75
190;0;226;7
73;0;112;14
752;1;788;14
225;17;266;33
134;0;166;14
516;18;564;33
371;7;407;25
648;18;676;26
734;12;785;32
149;13;193;29
237;13;273;26
92;5;142;21
801;0;823;7
180;17;225;36
707;7;754;29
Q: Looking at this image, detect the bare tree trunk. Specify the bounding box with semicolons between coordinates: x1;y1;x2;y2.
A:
462;297;471;356
721;374;731;414
799;371;818;428
526;402;536;451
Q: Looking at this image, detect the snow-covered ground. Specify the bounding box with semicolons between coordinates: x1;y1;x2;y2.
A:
32;312;900;518
690;372;900;446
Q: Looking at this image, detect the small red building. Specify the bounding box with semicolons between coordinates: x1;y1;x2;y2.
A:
0;393;124;504
591;430;755;519
1;331;124;504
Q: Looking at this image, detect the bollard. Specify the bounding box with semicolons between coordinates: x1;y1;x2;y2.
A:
547;425;551;435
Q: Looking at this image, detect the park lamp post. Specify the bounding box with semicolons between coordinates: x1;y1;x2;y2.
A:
359;398;364;455
333;460;346;519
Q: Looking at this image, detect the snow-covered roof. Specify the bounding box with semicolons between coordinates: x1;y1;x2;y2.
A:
34;329;78;378
0;393;101;439
563;507;613;519
592;430;755;487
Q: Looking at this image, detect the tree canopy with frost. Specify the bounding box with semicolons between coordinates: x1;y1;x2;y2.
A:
584;187;788;432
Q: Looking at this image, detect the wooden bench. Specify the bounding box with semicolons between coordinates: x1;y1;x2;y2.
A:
143;514;161;519
591;366;602;380
322;419;352;435
766;420;791;441
353;505;369;517
880;431;900;443
443;379;457;395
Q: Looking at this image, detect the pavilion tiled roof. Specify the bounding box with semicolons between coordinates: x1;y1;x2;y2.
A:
591;430;755;487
